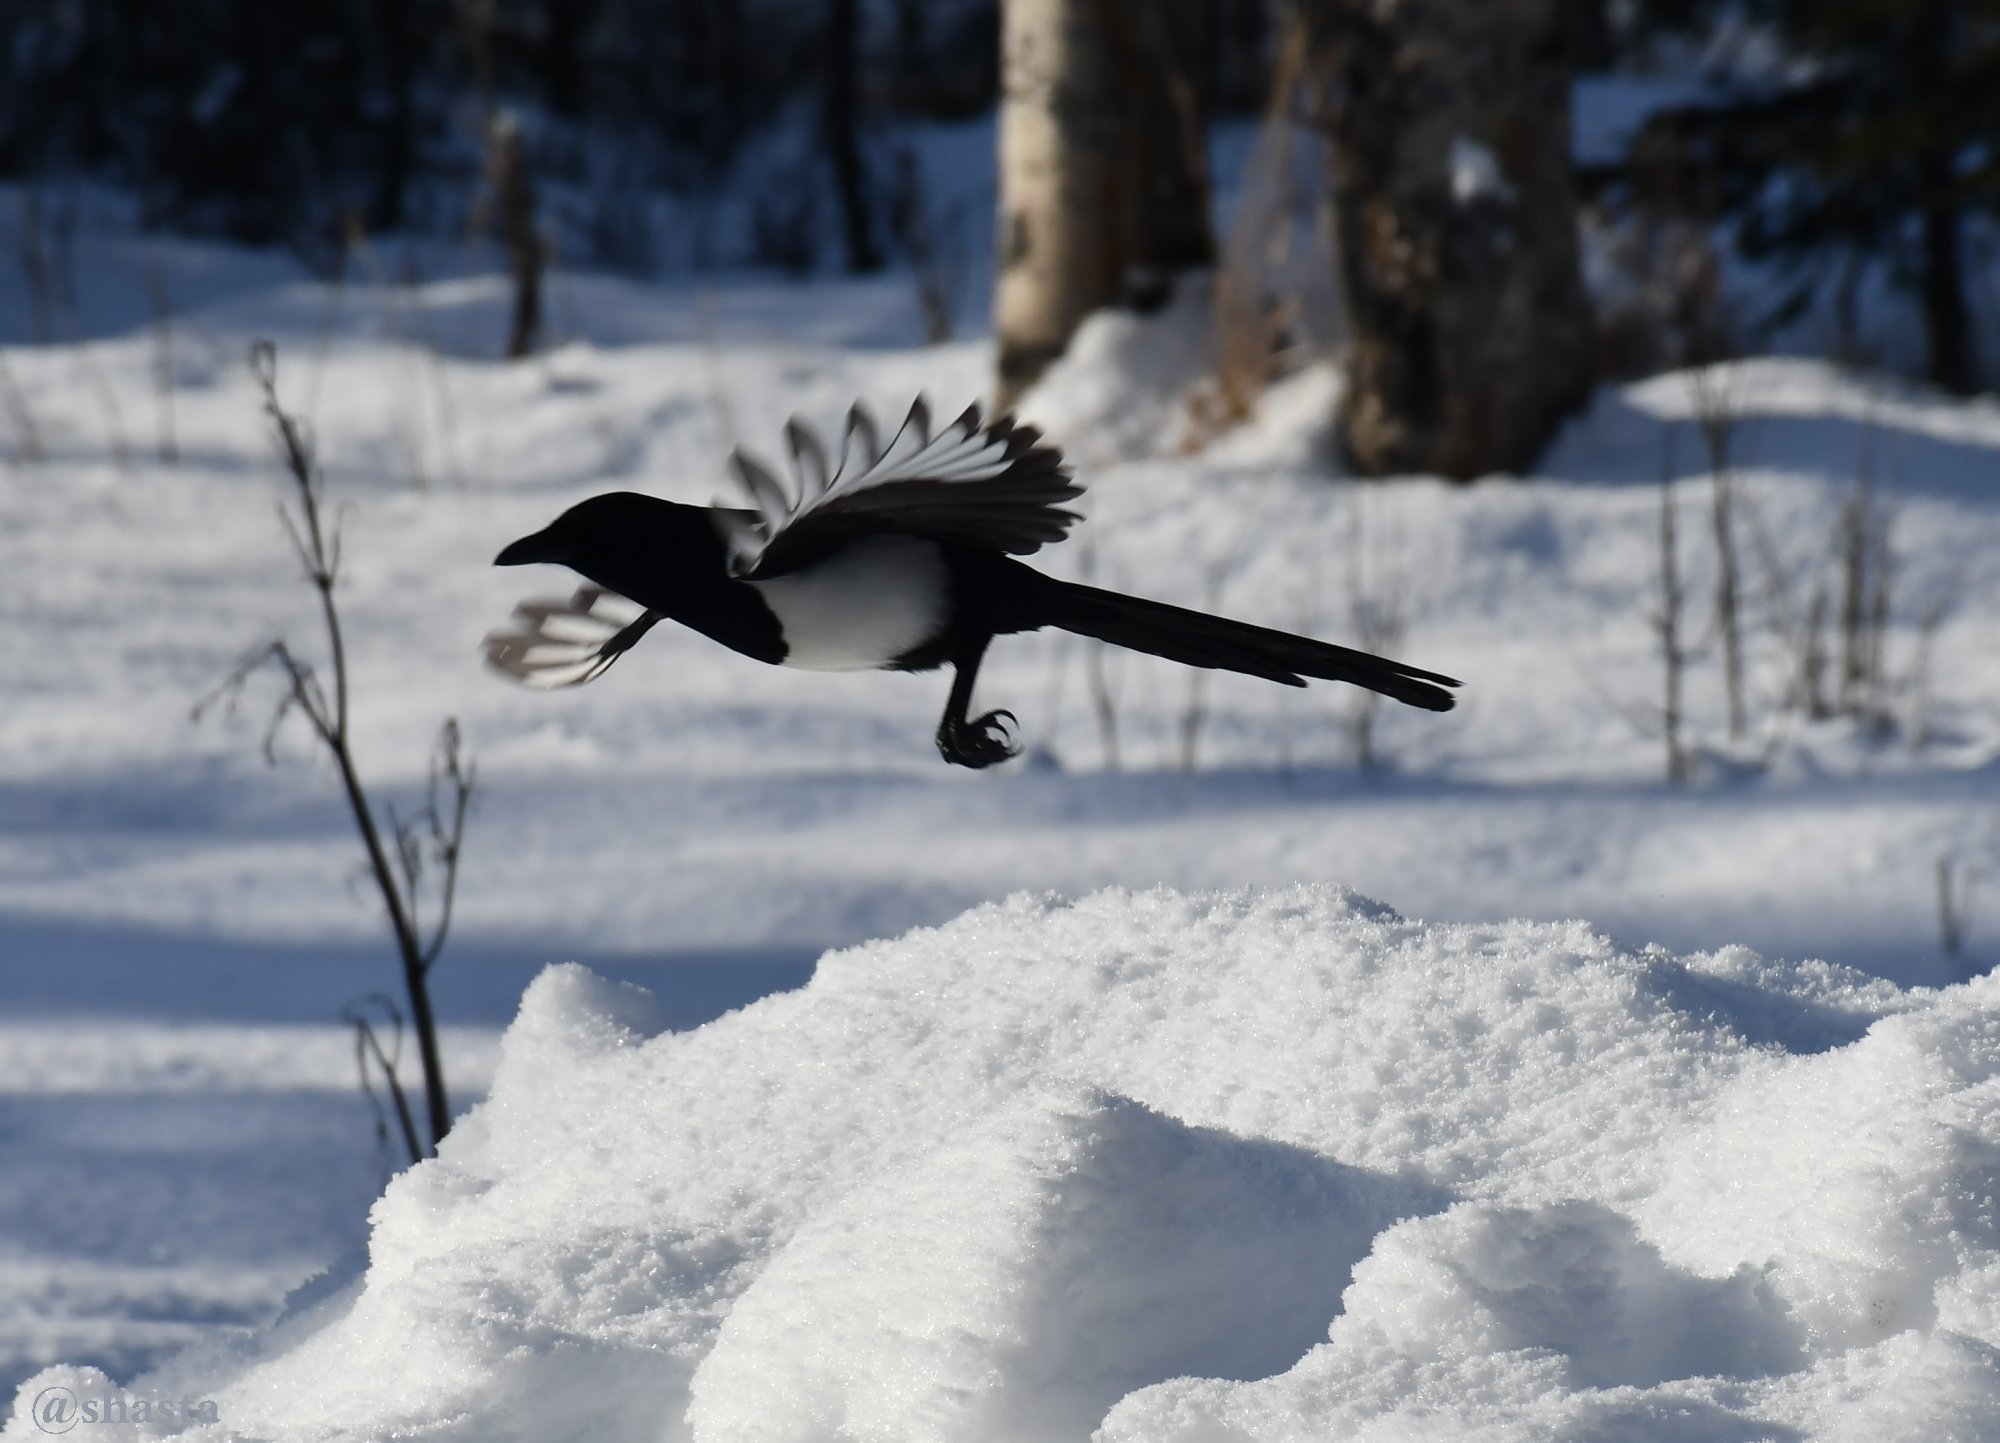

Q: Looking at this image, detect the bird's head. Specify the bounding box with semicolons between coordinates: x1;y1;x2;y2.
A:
494;492;726;611
495;493;643;568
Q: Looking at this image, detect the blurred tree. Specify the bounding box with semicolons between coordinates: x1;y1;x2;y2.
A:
1563;0;1614;73
1638;0;2000;395
1202;0;1274;114
826;0;883;274
879;0;1000;118
1302;0;1594;478
485;112;544;359
993;0;1215;410
0;0;453;254
537;0;602;117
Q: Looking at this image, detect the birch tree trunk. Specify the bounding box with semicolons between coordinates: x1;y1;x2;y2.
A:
1310;0;1594;479
993;0;1213;412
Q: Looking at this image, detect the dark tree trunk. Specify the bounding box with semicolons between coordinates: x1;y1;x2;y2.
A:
1203;0;1270;114
1563;0;1613;73
825;0;884;274
366;0;417;233
1308;0;1594;479
489;115;543;359
1913;5;1975;395
1920;181;1973;395
541;0;599;117
1112;0;1215;302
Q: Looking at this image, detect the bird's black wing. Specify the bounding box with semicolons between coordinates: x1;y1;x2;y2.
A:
723;397;1081;578
482;586;663;689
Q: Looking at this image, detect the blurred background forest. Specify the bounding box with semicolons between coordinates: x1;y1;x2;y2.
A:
4;0;1997;466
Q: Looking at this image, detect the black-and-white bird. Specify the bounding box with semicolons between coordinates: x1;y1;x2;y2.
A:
484;398;1458;767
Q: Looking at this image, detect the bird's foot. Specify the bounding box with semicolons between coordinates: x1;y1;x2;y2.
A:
936;709;1021;769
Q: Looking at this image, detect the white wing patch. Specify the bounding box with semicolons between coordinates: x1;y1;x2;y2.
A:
722;397;1076;577
749;536;948;671
482;586;652;689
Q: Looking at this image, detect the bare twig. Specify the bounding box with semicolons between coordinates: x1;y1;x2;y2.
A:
1654;423;1690;783
1177;565;1227;773
1902;584;1956;748
1339;488;1407;771
1275;553;1326;776
1938;855;1974;958
1743;490;1834;723
0;351;42;464
1687;363;1744;740
1836;434;1897;731
148;257;177;464
887;148;969;344
344;995;423;1167
194;341;470;1160
1078;537;1123;772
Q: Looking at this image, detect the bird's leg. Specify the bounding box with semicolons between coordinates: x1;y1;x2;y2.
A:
575;610;665;684
600;610;664;664
935;636;1019;769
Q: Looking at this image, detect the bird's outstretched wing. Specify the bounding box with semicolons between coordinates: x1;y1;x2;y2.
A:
482;586;662;689
723;397;1081;578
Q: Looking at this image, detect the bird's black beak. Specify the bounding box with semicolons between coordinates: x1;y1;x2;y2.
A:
494;528;561;566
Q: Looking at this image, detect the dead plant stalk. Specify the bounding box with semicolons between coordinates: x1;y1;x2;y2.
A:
197;341;470;1160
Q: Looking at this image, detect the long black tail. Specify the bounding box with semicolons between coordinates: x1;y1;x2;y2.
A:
1039;577;1460;712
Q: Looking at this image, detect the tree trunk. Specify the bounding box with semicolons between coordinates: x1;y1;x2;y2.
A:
1914;6;1974;396
826;0;884;274
489;114;543;360
365;0;417;234
1309;0;1593;479
1919;184;1973;396
993;0;1213;411
540;0;600;117
1115;0;1214;301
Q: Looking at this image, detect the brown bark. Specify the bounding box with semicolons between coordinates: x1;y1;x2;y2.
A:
1308;0;1594;479
993;0;1214;411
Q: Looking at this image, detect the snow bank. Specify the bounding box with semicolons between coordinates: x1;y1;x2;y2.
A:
14;884;1995;1442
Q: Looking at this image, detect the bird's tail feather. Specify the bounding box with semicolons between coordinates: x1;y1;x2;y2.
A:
1040;579;1460;712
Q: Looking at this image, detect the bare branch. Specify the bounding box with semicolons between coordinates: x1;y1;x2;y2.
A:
344;996;423;1167
1654;423;1689;784
1938;856;1975;959
194;340;466;1156
421;719;475;971
1687;363;1746;742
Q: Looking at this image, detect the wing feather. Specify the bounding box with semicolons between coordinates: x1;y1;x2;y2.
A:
482;586;660;690
728;396;1082;577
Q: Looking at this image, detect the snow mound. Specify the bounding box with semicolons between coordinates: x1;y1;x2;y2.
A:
15;885;1997;1441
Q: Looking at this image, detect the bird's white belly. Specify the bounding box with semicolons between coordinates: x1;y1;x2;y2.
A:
750;536;949;671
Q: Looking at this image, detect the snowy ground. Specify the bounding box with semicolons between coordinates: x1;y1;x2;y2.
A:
12;889;2000;1441
3;184;2000;1435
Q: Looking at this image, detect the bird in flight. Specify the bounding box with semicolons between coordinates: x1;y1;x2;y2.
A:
484;398;1458;767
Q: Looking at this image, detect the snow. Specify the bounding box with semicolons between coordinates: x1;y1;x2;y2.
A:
3;147;2000;1435
12;887;1998;1441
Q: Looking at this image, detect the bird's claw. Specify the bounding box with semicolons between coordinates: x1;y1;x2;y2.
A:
936;708;1021;769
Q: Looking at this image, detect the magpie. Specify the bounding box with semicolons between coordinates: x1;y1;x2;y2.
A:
484;398;1459;767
